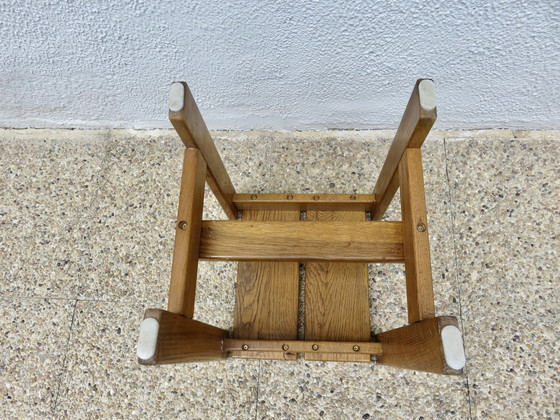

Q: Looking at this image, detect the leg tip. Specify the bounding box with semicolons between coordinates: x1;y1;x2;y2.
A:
441;325;466;371
169;82;185;112
137;317;159;362
418;79;436;112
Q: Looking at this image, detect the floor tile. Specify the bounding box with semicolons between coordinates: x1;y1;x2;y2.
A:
0;298;75;418
0;130;108;298
4;129;559;419
446;136;559;418
256;360;469;419
55;301;258;419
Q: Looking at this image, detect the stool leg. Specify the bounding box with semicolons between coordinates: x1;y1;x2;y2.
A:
167;148;206;318
375;316;465;374
137;309;228;364
399;148;435;323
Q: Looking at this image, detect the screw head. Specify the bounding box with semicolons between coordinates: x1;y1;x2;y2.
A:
178;221;188;230
417;223;426;232
349;195;356;201
282;344;289;351
287;195;293;200
311;344;319;351
313;195;320;201
242;344;249;351
251;195;257;200
353;345;360;352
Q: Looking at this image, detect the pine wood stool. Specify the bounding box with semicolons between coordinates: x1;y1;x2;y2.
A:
136;79;466;374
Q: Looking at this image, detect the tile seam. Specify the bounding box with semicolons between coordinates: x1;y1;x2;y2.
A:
443;137;474;419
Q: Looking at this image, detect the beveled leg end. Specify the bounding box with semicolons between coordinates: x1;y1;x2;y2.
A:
375;316;465;375
137;309;229;365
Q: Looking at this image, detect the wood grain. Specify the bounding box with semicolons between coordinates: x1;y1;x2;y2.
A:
371;79;437;220
139;309;228;365
167;149;206;317
169;82;238;220
375;316;462;374
234;193;375;211
372;170;399;222
399;148;435;323
199;220;404;262
224;339;382;355
304;211;371;362
231;209;300;360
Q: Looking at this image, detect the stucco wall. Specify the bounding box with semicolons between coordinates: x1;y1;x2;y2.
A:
1;1;559;129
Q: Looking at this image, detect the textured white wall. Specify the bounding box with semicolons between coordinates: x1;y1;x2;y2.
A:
1;1;559;129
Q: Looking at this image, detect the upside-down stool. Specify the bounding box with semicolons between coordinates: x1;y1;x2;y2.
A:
136;79;466;374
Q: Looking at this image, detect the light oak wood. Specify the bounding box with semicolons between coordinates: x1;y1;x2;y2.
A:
139;309;228;365
371;79;437;220
224;339;382;355
232;210;300;361
138;78;454;372
399;148;435;323
375;316;463;374
373;171;399;221
305;211;371;362
167;149;206;317
199;220;404;262
169;82;238;220
234;193;375;211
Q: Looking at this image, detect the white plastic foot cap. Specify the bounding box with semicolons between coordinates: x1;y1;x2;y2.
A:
169;82;185;112
137;317;159;360
441;325;466;371
418;79;436;111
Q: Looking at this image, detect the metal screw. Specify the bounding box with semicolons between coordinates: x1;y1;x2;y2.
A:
353;345;360;352
242;344;249;351
313;195;320;201
417;223;426;232
178;221;188;230
311;344;319;351
287;195;293;200
251;194;257;200
349;195;356;201
282;344;289;351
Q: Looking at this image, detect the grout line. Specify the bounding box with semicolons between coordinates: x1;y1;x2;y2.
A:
3;295;122;303
254;360;261;420
50;298;78;412
443;137;473;419
74;129;113;298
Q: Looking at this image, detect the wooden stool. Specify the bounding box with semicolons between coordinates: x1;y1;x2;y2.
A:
136;79;466;374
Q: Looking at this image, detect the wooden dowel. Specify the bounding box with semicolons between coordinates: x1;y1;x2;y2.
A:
169;82;238;220
399;148;435;323
371;79;437;220
167;148;206;317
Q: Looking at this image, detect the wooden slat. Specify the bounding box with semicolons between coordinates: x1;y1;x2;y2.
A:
232;210;300;360
375;316;463;374
234;193;375;211
399;148;435;323
224;339;382;355
169;82;238;220
199;221;404;262
139;309;228;365
371;79;437;220
167;149;206;317
305;211;371;362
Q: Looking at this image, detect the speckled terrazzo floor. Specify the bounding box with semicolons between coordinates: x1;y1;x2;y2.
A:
1;128;558;419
